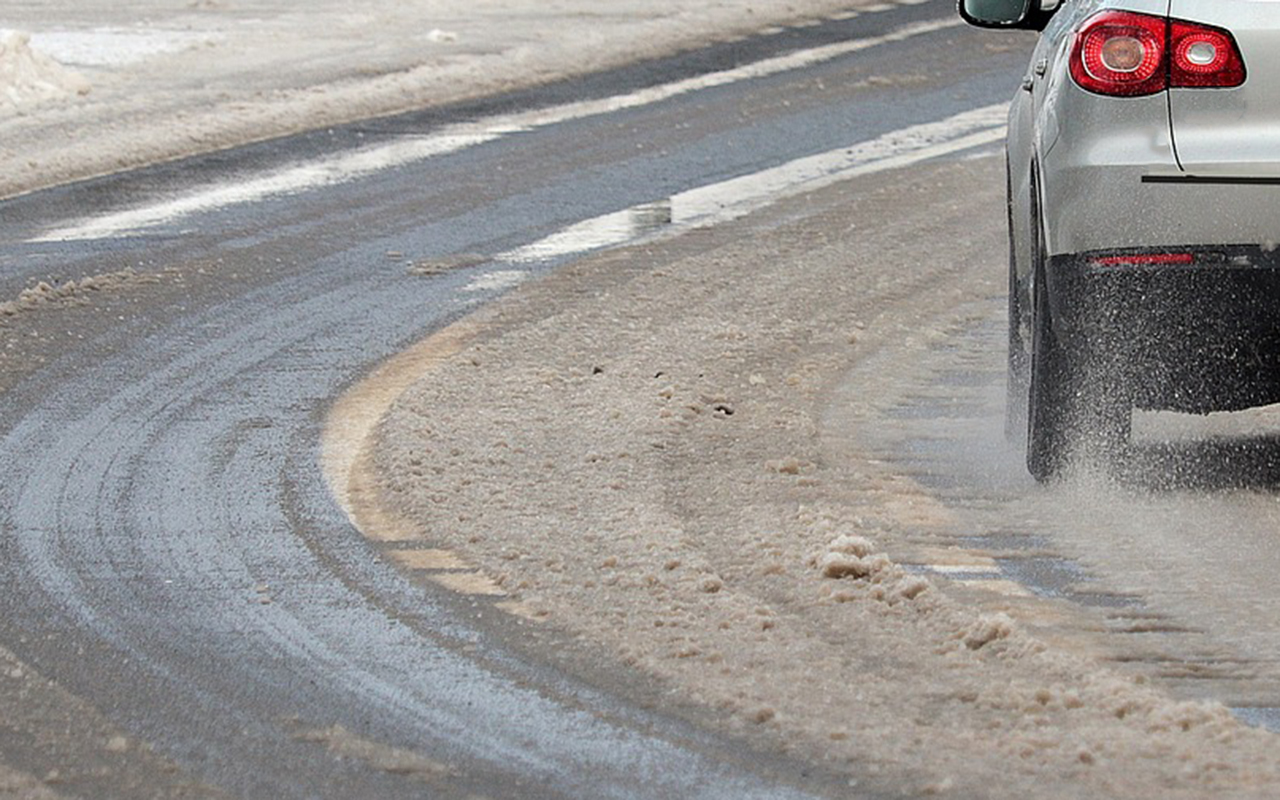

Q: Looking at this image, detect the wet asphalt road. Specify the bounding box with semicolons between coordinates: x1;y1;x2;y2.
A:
0;2;1034;797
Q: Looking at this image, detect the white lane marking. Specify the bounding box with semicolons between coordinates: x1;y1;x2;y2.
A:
33;14;964;243
36;133;501;244
498;104;1008;265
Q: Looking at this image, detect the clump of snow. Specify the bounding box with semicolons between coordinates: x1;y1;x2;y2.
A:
813;532;932;606
0;763;58;798
425;29;459;44
766;456;810;475
0;30;90;111
295;725;453;780
814;533;878;578
961;612;1016;651
0;269;156;318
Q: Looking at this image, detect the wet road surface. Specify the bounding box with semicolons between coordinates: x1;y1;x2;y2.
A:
0;2;1032;797
13;0;1280;794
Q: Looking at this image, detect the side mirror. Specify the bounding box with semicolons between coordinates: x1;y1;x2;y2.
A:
958;0;1046;29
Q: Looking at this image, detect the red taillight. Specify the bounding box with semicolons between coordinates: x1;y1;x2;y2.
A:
1070;11;1246;97
1071;11;1167;96
1170;21;1246;88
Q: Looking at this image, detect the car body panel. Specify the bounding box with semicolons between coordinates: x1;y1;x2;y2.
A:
1169;0;1280;176
1017;0;1280;266
1005;0;1178;347
970;0;1280;475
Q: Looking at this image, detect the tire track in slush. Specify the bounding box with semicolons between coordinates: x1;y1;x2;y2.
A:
824;289;1280;732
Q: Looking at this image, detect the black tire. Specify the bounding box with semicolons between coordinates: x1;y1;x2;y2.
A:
1005;255;1029;442
1004;165;1029;443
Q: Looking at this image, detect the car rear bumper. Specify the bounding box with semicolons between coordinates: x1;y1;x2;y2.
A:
1044;163;1280;258
1048;247;1280;413
1038;83;1280;258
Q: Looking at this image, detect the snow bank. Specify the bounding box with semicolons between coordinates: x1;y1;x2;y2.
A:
27;28;219;68
0;30;89;111
0;0;884;198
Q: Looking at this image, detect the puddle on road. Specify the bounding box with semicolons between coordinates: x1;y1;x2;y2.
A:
995;553;1143;609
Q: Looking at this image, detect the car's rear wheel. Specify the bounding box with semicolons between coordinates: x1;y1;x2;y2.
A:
1006;257;1029;442
1005;169;1029;443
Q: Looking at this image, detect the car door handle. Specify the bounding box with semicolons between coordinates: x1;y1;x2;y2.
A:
1034;59;1048;77
1022;76;1035;93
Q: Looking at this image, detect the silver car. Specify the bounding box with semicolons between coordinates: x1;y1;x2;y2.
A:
960;0;1280;480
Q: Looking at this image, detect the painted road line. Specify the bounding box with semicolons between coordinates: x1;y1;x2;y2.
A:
387;549;471;571
497;104;1008;266
429;573;508;597
34;14;964;243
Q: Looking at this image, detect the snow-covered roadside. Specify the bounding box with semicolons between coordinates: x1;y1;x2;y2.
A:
363;155;1280;798
0;0;890;199
0;30;89;111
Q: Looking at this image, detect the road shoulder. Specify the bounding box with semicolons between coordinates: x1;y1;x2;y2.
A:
350;154;1280;798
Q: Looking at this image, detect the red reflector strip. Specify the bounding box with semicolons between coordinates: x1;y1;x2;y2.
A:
1090;253;1196;267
